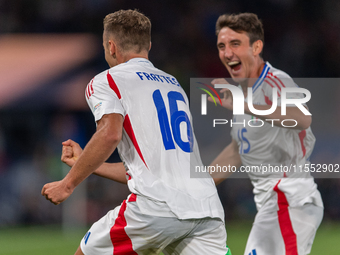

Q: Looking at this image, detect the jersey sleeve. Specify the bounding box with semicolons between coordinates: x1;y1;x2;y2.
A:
85;75;125;122
262;72;306;107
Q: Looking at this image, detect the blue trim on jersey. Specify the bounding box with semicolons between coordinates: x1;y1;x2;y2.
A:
252;63;270;93
84;231;91;245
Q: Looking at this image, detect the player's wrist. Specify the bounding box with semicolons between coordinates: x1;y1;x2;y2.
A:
62;177;76;193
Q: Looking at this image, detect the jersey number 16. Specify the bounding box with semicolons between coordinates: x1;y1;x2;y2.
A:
153;89;193;153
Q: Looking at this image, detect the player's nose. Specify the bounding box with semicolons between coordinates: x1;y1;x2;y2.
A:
223;46;234;60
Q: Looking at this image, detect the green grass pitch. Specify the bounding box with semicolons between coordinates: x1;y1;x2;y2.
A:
0;221;339;255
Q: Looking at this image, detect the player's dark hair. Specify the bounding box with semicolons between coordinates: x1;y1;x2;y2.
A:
216;13;264;46
103;9;151;53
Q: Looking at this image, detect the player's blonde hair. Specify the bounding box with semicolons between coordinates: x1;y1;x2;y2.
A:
216;13;264;46
103;9;151;53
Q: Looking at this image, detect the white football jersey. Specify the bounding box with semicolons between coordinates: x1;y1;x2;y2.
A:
86;58;224;220
231;62;323;210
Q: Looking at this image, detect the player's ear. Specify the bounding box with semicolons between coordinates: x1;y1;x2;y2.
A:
252;40;263;56
109;40;117;58
149;42;152;51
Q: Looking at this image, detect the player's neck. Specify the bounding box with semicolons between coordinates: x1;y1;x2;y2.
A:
118;51;149;64
255;60;266;78
241;59;265;87
240;59;265;96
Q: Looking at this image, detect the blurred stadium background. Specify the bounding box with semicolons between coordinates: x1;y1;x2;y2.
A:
1;0;340;254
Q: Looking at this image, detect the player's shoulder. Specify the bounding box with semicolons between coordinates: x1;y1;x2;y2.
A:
84;69;111;100
266;63;292;79
92;65;128;85
88;69;110;89
93;68;109;80
263;62;296;89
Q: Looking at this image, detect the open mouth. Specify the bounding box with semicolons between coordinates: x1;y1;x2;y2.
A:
228;61;241;72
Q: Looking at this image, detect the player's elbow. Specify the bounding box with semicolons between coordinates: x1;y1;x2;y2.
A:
297;115;312;130
97;126;122;147
105;131;122;145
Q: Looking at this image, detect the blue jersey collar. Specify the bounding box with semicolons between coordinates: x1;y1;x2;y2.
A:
252;62;270;93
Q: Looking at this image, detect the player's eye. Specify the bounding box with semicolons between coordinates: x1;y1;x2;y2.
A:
217;44;225;50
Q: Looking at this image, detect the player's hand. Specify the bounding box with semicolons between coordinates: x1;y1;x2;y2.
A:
210;78;233;111
61;139;83;167
41;180;73;205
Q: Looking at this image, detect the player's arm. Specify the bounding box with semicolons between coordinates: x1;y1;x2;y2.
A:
210;138;242;185
61;139;127;184
93;162;127;184
41;113;123;205
244;104;311;130
210;79;311;130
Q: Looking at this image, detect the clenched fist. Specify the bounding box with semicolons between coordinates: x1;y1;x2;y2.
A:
61;139;83;167
41;180;73;205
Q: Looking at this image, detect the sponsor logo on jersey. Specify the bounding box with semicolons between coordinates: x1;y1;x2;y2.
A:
248;249;257;255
